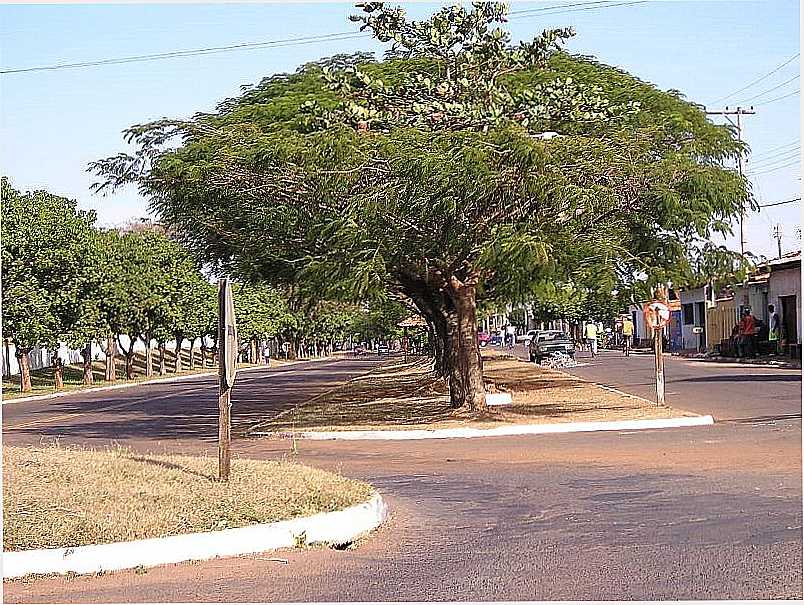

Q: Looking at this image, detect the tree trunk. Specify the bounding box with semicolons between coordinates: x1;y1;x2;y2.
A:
53;350;64;389
250;338;258;364
105;334;117;382
144;335;154;377
174;333;184;373
189;338;196;370
125;353;135;379
82;342;94;385
17;349;32;392
158;343;166;375
448;277;486;412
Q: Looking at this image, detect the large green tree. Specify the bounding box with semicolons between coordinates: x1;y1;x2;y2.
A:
1;178;100;391
92;2;750;411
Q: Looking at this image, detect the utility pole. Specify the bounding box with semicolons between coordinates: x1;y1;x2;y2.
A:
705;106;756;255
772;223;783;259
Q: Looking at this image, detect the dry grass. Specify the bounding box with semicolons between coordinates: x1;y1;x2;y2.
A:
252;352;697;433
3;445;373;552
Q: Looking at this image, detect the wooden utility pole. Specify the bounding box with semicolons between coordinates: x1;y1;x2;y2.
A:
705;106;756;255
218;278;238;482
773;223;783;259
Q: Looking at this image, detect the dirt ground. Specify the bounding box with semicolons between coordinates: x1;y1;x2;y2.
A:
250;352;698;434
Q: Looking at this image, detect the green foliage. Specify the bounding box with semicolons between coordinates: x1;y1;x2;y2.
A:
1;178;100;352
91;2;752;352
233;282;294;342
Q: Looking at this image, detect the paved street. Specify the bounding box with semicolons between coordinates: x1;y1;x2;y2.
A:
3;351;802;601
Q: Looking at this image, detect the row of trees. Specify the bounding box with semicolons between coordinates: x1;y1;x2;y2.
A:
2;178;408;392
92;2;753;412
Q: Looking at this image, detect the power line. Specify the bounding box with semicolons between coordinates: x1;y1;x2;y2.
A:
0;31;368;74
735;74;799;105
748;148;801;168
509;1;617;16
748;155;801;172
748;160;800;176
2;1;651;75
757;197;800;208
753;89;799;106
751;139;800;158
510;0;648;18
709;52;799;104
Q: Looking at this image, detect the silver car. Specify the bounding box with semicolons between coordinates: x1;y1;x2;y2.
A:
528;331;575;363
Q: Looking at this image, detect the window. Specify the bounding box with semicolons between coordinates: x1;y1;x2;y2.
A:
682;303;694;325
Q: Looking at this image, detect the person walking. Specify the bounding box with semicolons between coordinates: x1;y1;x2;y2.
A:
768;304;781;355
584;320;599;357
505;324;517;349
621;316;634;356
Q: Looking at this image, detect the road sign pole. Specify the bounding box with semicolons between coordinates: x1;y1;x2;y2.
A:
218;383;231;481
218;278;236;482
654;317;665;406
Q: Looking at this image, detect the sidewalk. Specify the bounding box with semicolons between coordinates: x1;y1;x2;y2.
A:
675;351;801;370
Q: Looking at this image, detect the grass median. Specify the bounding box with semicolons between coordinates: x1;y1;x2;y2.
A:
3;445;373;552
251;351;699;433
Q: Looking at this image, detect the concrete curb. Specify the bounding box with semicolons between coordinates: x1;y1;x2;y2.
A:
1;359;330;405
253;415;714;441
2;493;387;578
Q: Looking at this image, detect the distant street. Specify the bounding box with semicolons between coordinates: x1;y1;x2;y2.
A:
2;357;381;449
5;348;801;602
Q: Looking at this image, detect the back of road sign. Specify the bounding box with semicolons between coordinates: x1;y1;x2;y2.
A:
643;301;671;329
219;278;238;389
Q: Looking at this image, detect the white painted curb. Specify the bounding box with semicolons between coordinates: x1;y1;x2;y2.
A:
485;393;513;406
2;493;387;578
255;415;714;441
1;358;332;405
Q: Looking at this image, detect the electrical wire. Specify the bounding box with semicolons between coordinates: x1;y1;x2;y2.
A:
747;160;800;177
0;31;369;74
750;140;800;158
752;89;800;106
709;52;799;105
757;197;801;208
748;149;801;169
734;74;799;105
1;1;651;74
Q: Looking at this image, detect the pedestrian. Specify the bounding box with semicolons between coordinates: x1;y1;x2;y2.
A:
505;324;516;349
621;316;634;356
737;310;756;358
768;304;781;355
263;347;271;366
584;320;599;357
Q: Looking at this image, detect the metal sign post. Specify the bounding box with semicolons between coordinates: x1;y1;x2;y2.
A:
643;299;670;406
218;278;238;481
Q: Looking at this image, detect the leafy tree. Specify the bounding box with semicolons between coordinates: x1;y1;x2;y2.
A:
1;178;100;391
92;2;750;411
234;282;294;362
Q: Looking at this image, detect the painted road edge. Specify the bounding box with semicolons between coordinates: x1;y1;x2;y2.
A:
253;415;715;441
1;358;333;405
3;493;387;578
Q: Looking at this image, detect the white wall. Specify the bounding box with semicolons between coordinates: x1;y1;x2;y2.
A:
768;265;801;344
679;287;705;350
2;335;215;377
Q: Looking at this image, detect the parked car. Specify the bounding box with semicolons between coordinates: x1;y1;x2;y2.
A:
489;333;503;346
478;331;491;347
519;329;540;344
377;345;390;356
528;331;575;363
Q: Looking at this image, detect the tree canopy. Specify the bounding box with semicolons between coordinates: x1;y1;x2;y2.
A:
92;2;751;410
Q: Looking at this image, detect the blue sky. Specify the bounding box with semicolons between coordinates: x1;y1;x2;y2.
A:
1;1;800;259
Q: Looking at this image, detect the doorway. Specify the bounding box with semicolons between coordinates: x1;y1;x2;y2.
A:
780;295;798;354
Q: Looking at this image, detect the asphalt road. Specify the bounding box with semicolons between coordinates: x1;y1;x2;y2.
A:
3;349;802;602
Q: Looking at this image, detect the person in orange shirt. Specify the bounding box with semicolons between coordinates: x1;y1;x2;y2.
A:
737;310;756;358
